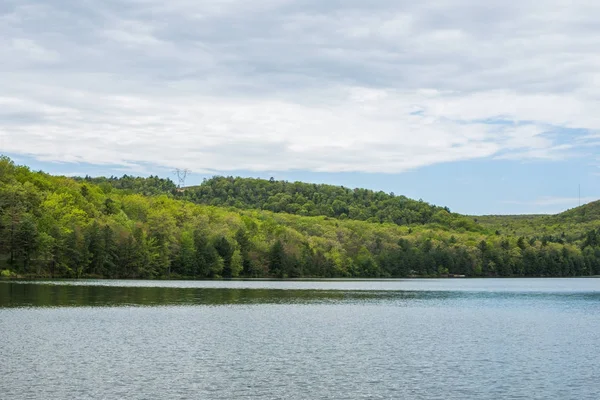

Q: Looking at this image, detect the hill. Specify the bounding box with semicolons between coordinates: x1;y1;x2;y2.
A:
2;156;600;279
80;175;481;231
556;200;600;223
474;201;600;243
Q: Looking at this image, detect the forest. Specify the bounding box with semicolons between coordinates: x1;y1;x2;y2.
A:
80;175;480;230
2;155;600;279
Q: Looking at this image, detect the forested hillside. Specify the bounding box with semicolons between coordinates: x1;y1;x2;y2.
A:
474;201;600;244
81;175;481;230
2;156;600;279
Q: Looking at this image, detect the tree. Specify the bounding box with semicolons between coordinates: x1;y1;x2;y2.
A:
355;246;379;277
64;228;90;278
175;231;196;276
36;232;55;275
2;206;22;267
87;222;104;276
193;232;223;278
102;225;118;276
230;250;244;278
235;229;253;276
15;215;39;272
104;198;119;215
215;237;234;278
268;240;286;277
147;208;176;276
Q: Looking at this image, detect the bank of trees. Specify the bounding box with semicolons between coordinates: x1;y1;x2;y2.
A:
80;174;481;230
2;156;600;279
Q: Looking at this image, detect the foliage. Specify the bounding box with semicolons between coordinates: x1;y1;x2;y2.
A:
1;269;16;278
1;155;600;279
86;174;481;230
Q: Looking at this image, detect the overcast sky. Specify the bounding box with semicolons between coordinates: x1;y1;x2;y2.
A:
2;0;599;214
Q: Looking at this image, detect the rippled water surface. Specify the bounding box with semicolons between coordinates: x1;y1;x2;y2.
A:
1;279;600;399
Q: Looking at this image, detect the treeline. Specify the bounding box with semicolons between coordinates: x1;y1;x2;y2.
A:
74;174;177;196
184;176;454;225
80;174;481;231
2;156;600;279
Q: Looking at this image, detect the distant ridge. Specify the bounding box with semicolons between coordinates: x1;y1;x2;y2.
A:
555;200;600;222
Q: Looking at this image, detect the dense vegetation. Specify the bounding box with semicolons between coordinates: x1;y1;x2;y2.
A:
2;156;600;279
81;175;481;230
474;201;600;244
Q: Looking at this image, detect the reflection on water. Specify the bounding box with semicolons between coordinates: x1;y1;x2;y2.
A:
6;277;600;292
1;279;600;308
1;283;421;307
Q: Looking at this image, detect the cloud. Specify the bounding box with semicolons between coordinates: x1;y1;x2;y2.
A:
9;38;60;63
1;0;600;173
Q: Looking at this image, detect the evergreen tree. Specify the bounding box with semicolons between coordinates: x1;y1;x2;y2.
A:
268;240;286;277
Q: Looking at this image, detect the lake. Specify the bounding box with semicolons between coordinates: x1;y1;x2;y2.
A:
1;278;599;399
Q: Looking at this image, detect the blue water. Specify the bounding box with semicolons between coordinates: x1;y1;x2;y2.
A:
1;278;599;399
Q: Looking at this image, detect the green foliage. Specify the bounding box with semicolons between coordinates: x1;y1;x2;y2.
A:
74;174;177;196
90;173;480;230
1;269;15;278
230;249;244;278
1;156;599;279
268;240;286;278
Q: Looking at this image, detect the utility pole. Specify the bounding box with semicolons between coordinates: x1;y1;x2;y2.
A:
174;168;191;189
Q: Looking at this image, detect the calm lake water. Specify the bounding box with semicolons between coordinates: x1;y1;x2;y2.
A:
1;278;600;399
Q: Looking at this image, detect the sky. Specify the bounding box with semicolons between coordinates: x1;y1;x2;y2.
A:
1;0;599;215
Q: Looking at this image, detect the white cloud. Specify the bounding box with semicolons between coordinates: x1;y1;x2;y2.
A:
1;0;600;173
8;38;60;63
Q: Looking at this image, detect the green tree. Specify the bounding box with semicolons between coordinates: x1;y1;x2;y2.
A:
215;237;234;278
230;249;244;277
268;240;286;277
15;215;39;272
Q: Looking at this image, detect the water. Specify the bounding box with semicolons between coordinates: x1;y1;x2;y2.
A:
1;279;599;399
